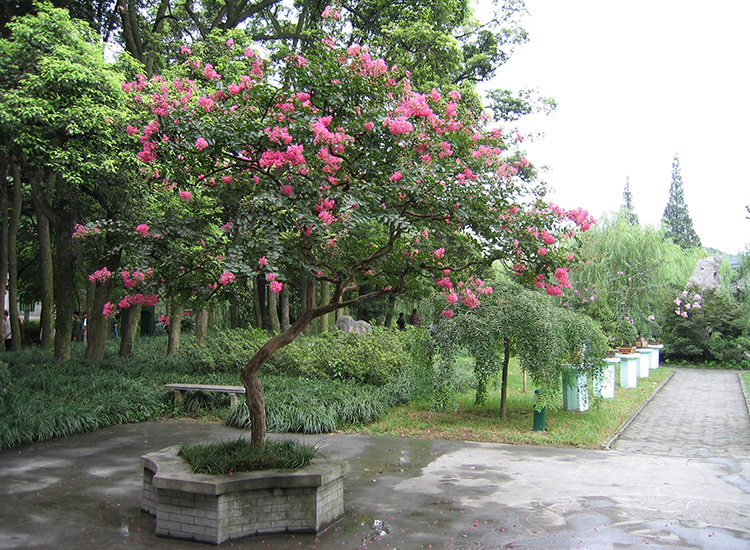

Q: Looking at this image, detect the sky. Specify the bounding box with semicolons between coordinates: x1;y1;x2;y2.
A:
476;0;750;254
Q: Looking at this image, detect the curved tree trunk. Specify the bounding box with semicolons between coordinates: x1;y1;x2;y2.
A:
240;284;388;445
166;301;183;355
118;302;142;357
34;194;54;349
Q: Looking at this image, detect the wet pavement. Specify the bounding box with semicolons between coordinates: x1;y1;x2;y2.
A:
1;368;749;549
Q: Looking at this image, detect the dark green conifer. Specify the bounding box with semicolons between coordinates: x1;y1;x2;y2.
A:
661;155;701;249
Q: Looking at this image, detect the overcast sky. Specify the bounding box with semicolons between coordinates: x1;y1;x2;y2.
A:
477;0;750;254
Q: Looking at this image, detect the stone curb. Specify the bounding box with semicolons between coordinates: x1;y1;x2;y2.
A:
600;368;676;450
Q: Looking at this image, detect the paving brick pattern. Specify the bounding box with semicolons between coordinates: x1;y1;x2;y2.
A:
614;368;750;457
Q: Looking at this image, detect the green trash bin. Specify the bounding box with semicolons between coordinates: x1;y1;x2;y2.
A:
533;389;547;431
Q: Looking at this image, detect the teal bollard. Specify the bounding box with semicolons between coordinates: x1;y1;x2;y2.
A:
533;389;547;431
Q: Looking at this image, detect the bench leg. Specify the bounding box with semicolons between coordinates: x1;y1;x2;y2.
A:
230;393;238;407
174;389;187;408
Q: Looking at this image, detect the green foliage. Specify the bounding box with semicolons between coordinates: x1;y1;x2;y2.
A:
178;438;321;474
563;213;703;338
267;328;410;386
0;361;9;400
662;290;750;366
180;328;268;375
225;373;412;433
0;347;170;450
429;278;608;410
614;319;638;346
0;329;425;450
661;154;701;249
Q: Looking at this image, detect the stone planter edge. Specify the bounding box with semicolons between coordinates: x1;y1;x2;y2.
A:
141;445;349;545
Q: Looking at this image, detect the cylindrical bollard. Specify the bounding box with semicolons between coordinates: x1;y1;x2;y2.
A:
533;389;547;431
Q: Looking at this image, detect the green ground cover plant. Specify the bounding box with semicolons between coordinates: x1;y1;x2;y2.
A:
0;331;414;450
178;438;321;474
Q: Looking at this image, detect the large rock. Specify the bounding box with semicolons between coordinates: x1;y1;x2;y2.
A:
334;315;372;334
687;255;723;292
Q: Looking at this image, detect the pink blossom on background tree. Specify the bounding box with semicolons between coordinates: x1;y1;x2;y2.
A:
122;28;595;445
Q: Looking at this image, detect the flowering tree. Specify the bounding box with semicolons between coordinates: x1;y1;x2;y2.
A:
121;27;595;444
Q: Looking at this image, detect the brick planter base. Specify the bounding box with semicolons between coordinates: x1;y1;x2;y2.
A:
141;445;347;545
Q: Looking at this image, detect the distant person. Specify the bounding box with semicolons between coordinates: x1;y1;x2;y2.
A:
72;312;84;342
82;311;87;342
2;310;11;350
409;308;420;327
396;312;406;331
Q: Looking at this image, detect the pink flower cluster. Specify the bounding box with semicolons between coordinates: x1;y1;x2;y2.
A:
219;271;236;285
121;269;148;289
89;267;112;283
136;224;150;237
674;291;702;318
158;315;170;326
73;224;101;239
118;293;158;309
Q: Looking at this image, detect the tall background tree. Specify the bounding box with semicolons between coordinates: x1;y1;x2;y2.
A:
621;175;638;226
661;154;701;249
0;2;143;359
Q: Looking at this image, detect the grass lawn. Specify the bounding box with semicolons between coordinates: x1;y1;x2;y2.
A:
348;362;673;449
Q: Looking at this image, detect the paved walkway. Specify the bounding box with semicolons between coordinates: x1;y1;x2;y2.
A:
1;368;749;549
615;368;750;457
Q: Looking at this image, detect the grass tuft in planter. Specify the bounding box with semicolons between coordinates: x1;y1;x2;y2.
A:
178;438;321;474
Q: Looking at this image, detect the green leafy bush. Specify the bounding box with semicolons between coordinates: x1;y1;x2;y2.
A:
180;328;269;375
663;290;750;366
267;327;410;385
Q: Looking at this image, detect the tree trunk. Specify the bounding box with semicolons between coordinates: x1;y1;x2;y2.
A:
253;275;264;328
301;276;315;335
280;284;290;332
34;196;54;349
500;337;511;419
52;209;75;360
268;290;280;333
6;163;21;349
0;161;8;351
384;291;397;328
85;278;114;359
229;294;239;329
118;303;142;357
86;251;120;360
194;309;208;345
167;301;183;355
320;281;331;332
240;284;387;445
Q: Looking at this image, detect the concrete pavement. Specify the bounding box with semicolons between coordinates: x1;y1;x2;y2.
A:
1;368;749;549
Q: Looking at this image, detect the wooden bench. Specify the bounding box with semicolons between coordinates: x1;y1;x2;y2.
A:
164;383;246;407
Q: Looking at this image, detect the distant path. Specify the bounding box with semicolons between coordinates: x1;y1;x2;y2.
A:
614;368;750;457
